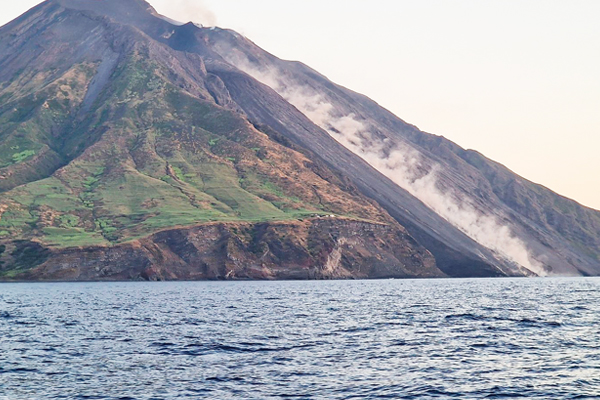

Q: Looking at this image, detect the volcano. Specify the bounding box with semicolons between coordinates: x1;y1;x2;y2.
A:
0;0;598;280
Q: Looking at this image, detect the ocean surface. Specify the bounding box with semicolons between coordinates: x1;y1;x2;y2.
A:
1;278;600;399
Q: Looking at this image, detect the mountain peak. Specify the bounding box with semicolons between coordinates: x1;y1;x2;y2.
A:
56;0;156;13
52;0;160;25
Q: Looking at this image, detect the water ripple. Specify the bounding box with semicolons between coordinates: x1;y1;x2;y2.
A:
1;278;599;399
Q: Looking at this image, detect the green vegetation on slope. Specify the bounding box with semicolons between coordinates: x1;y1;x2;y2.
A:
0;48;384;252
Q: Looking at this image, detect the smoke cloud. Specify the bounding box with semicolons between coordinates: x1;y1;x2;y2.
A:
153;0;217;27
221;51;545;276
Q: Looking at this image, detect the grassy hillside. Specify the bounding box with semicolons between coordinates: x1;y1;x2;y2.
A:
0;45;389;254
0;2;447;281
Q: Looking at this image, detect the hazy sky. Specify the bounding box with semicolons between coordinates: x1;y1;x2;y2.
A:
2;1;600;209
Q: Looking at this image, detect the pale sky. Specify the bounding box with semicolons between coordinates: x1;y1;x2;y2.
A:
2;1;600;209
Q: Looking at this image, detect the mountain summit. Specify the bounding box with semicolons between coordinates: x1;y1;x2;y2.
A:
0;0;598;280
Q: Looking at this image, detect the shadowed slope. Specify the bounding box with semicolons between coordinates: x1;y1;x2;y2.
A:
196;27;600;277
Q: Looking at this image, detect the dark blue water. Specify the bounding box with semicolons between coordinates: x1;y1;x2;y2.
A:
1;278;600;399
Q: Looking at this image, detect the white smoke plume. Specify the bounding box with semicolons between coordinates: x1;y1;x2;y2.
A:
221;51;545;276
153;0;217;27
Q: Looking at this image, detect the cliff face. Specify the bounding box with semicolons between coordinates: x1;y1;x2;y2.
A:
0;0;598;280
8;219;441;281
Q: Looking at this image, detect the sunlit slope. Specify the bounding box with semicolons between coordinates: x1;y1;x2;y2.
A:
0;43;388;247
0;1;442;281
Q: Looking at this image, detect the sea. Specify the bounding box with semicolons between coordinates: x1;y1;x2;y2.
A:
1;278;599;399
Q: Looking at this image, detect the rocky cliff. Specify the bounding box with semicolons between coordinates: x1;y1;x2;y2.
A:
7;218;440;281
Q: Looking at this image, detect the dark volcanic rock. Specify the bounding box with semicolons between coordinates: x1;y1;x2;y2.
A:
12;219;442;281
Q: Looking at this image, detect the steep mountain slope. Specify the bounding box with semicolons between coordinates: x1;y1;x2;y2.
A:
0;0;598;279
0;0;440;280
198;29;600;277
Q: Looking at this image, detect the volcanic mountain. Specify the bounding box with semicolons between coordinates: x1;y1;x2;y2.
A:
0;0;598;280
